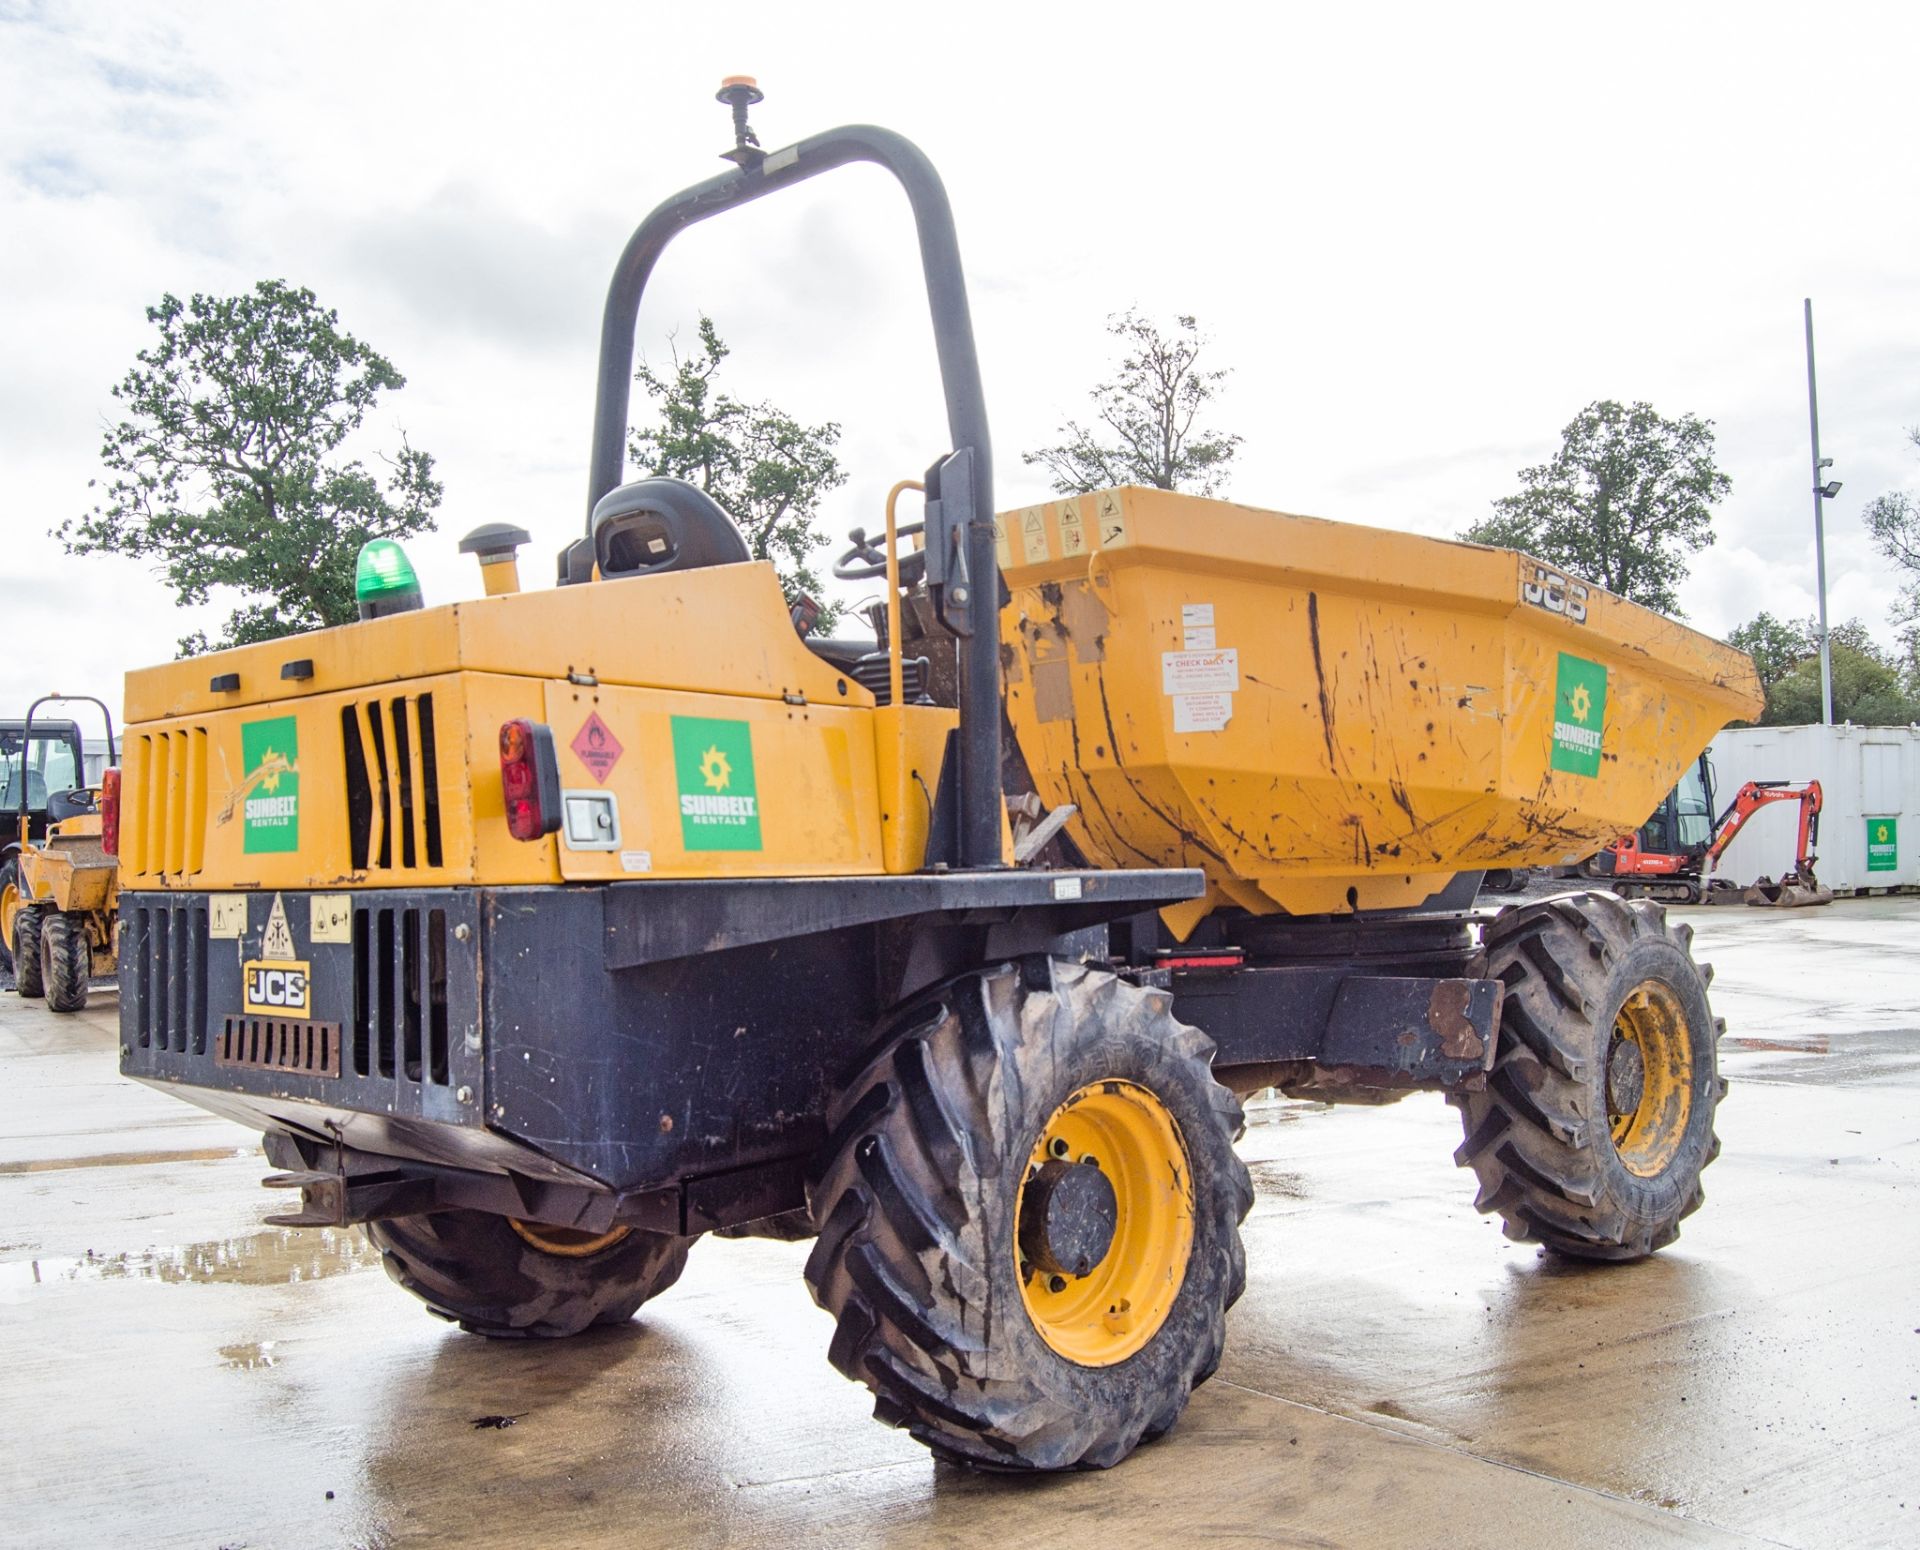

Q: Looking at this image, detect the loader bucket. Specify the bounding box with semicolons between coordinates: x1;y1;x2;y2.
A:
998;487;1765;928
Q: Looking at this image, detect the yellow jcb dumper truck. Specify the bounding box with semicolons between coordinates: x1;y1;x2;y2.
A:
113;87;1762;1472
5;695;119;1010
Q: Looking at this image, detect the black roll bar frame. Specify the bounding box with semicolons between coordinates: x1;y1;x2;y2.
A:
583;124;1004;870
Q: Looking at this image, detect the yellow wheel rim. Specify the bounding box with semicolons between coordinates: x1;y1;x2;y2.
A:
0;879;18;954
508;1220;631;1258
1607;981;1694;1178
1016;1080;1194;1367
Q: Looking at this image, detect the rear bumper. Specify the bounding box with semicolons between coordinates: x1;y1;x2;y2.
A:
119;868;1203;1212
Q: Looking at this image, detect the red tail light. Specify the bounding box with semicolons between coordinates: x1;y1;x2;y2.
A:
498;719;562;841
100;767;121;856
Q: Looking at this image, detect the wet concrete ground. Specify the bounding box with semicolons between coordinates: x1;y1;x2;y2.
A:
2;897;1916;1549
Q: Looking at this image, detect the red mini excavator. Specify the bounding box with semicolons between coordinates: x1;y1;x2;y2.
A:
1586;754;1830;907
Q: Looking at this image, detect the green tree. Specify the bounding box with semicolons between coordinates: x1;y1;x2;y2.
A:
1758;618;1920;726
59;280;441;655
1461;399;1730;615
1728;611;1814;696
628;316;846;626
1863;425;1920;651
1023;310;1242;496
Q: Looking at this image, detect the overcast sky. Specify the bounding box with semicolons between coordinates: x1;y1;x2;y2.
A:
4;1;1917;720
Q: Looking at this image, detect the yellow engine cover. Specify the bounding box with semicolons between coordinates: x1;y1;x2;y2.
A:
998;486;1762;927
118;561;955;890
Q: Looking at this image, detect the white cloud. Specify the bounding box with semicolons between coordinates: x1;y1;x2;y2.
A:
2;0;1918;714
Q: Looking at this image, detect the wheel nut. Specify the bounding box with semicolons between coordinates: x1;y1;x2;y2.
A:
1049;1137;1071;1159
1047;1274;1067;1294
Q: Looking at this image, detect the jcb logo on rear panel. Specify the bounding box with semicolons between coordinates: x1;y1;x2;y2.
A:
243;959;311;1016
1522;565;1589;624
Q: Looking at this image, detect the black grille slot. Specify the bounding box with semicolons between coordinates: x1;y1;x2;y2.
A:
128;899;208;1054
341;694;442;873
216;1017;342;1077
352;904;450;1085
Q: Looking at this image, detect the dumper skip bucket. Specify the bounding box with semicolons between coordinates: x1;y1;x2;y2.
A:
998;487;1763;931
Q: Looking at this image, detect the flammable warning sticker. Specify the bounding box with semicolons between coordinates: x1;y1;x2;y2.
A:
671;716;762;851
239;715;300;853
1550;652;1608;777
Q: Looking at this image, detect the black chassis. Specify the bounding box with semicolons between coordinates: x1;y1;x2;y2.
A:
119;870;1501;1239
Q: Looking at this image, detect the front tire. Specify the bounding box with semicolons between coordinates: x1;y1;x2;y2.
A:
41;911;91;1013
12;905;45;998
805;959;1252;1471
366;1210;693;1338
1453;892;1723;1260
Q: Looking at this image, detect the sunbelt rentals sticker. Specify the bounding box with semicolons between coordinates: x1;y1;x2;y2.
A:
1549;652;1608;778
240;715;300;853
672;716;762;851
1867;817;1898;873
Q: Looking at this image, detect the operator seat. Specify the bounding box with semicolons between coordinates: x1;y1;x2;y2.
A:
45;788;95;823
558;477;752;585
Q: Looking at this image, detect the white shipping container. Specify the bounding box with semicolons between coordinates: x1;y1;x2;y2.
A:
1707;724;1920;893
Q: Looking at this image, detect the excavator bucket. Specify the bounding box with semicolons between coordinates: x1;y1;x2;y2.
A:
1741;872;1835;908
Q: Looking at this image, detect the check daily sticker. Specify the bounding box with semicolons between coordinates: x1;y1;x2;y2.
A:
1162;648;1239;696
1550;652;1608;777
671;716;762;851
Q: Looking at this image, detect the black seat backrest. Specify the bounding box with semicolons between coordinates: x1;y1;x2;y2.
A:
46;788;94;822
587;477;751;581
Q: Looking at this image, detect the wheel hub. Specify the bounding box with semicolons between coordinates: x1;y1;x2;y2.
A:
1018;1158;1118;1279
1014;1079;1196;1367
1606;1034;1647;1118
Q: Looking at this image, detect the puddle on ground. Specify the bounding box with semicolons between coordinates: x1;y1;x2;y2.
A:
220;1340;281;1371
0;1226;380;1298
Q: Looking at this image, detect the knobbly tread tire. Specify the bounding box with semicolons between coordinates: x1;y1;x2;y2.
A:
365;1210;693;1338
13;906;47;998
803;958;1253;1472
1453;890;1724;1261
41;911;91;1013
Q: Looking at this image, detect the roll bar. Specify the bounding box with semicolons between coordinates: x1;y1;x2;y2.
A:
17;694;117;827
584;106;1004;870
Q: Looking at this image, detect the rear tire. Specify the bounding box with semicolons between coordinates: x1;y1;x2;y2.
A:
41;911;91;1013
1453;891;1723;1261
805;958;1252;1471
366;1210;693;1338
12;906;45;998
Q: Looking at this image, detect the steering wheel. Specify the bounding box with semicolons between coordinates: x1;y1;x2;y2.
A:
834;521;926;585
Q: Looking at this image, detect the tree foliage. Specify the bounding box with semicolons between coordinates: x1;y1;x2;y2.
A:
1727;612;1920;726
1023;310;1242;497
1461;399;1730;615
628;316;846;626
1863;425;1920;648
60;280;442;655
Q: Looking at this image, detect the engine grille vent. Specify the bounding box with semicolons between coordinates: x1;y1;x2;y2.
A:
352;904;450;1086
341;694;443;873
126;898;210;1054
216;1017;343;1078
127;727;209;878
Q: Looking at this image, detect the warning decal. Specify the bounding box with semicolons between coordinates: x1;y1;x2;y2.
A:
571;711;623;783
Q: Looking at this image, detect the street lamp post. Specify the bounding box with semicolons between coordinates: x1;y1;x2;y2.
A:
1803;298;1839;726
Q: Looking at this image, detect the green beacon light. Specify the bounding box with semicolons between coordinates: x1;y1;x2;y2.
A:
355;538;423;621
